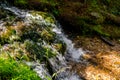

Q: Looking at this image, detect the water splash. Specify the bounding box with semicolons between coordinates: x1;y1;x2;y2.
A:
4;6;27;18
25;61;52;80
53;24;85;62
1;4;85;80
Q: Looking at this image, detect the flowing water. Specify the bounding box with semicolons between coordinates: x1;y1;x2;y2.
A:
0;2;86;80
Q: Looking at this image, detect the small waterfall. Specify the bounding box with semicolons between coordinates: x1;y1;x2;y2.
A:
0;3;85;80
53;24;85;62
51;24;84;80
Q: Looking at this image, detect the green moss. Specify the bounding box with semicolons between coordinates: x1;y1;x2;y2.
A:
102;25;120;38
92;25;110;37
0;42;30;61
0;27;19;45
74;16;110;37
40;29;55;42
30;11;55;24
24;40;56;61
53;42;66;54
0;9;66;64
89;0;100;10
0;58;41;80
14;0;28;7
40;0;57;6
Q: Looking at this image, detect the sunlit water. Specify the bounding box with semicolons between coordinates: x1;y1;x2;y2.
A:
1;3;85;80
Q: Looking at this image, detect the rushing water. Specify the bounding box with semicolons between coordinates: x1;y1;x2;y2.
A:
53;25;85;62
0;3;85;80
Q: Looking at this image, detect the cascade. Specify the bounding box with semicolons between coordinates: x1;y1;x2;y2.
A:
0;2;86;80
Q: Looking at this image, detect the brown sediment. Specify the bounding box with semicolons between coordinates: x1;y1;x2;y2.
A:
68;35;120;80
73;36;120;54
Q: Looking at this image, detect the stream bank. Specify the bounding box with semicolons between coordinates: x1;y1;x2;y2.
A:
7;0;120;38
0;1;120;80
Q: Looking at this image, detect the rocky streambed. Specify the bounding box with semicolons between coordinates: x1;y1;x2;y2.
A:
0;1;120;80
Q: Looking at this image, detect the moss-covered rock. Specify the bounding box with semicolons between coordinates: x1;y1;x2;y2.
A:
41;29;55;42
0;10;66;62
0;42;30;61
52;42;66;54
0;26;20;45
30;11;55;24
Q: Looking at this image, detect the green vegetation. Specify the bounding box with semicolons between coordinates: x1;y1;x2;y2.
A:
0;10;65;62
10;0;58;14
0;10;66;80
14;0;28;8
0;58;41;80
14;0;27;5
5;0;120;38
56;0;120;38
1;0;120;80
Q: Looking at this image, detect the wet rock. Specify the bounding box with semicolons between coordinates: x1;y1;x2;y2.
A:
25;61;52;80
53;43;66;54
48;54;83;80
0;6;66;62
41;29;55;42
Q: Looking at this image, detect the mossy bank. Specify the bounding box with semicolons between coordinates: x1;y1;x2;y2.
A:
0;6;66;80
4;0;120;38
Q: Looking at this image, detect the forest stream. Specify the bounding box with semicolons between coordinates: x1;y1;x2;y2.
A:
0;1;120;80
0;2;85;80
